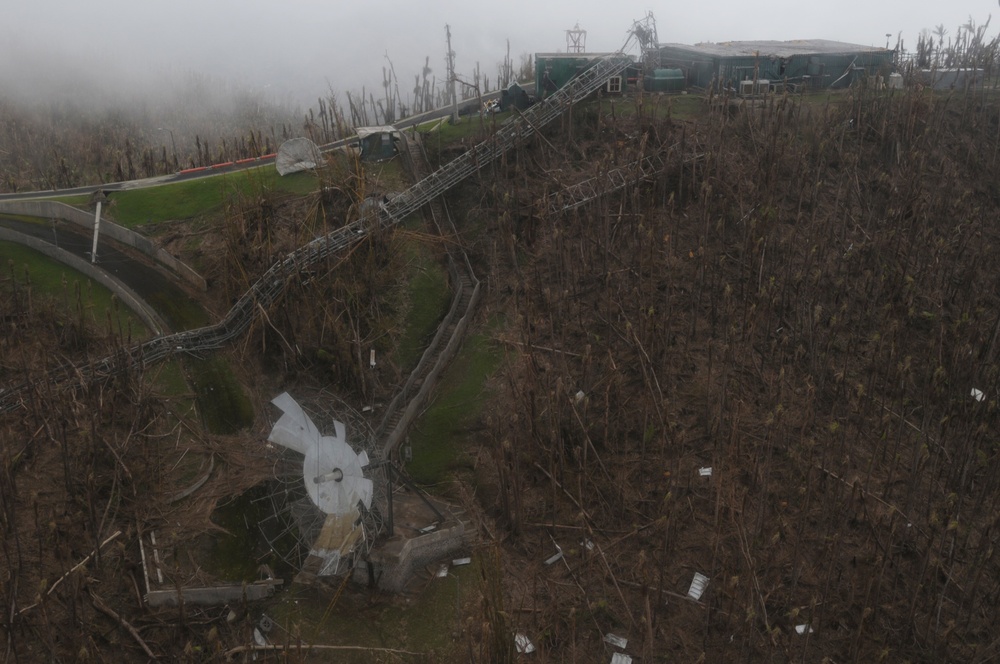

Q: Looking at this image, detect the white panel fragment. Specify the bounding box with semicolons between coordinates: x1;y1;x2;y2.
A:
515;633;535;653
544;549;564;565
314;549;342;577
268;392;320;455
452;557;472;566
575;390;586;403
604;633;628;649
699;467;713;477
795;624;814;635
972;388;985;402
688;572;709;600
610;654;632;664
436;564;449;578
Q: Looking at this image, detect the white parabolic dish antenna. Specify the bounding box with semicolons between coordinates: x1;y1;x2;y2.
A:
269;392;373;516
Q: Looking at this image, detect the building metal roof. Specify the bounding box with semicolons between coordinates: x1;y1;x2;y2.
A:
355;126;399;138
659;39;891;59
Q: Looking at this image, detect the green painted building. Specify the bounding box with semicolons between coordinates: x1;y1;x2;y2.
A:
655;40;895;91
534;53;629;98
355;126;400;162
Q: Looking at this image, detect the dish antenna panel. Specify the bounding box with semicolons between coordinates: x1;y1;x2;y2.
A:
269;392;373;515
263;392;384;579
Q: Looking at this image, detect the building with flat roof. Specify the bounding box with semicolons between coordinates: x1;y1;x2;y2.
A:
656;40;894;90
534;53;633;98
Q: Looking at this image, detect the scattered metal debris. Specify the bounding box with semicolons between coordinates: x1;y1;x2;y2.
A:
604;633;628;649
581;538;595;551
688;572;709;600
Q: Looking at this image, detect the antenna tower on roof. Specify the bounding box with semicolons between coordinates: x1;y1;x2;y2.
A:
566;23;587;53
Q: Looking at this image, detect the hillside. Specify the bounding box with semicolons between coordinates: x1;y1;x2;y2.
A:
3;83;1000;662
467;87;1000;662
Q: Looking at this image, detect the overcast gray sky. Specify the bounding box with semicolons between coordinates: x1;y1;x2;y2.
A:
2;0;994;107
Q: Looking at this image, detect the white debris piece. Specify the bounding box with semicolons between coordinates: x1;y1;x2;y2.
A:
544;549;564;565
436;564;449;578
514;633;536;653
575;390;586;403
795;624;814;635
253;627;267;646
972;388;985;402
370;349;376;368
688;572;710;600
419;524;438;534
275;137;324;176
604;633;628;649
699;467;713;477
452;557;472;566
610;654;633;664
581;538;595;551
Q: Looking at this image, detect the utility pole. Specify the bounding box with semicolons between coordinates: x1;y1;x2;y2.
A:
446;24;458;124
91;200;102;264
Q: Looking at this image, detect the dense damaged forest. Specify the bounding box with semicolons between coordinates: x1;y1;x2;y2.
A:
5;75;1000;662
473;84;1000;662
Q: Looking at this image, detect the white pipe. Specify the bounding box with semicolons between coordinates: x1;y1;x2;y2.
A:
91;200;101;263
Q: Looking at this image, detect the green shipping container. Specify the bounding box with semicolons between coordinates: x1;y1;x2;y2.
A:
645;68;685;92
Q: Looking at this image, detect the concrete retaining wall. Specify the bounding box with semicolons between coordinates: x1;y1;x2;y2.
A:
0;226;166;335
146;581;281;607
0;200;207;291
370;521;467;592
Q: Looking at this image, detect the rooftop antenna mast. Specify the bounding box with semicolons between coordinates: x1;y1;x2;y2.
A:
566;22;587;54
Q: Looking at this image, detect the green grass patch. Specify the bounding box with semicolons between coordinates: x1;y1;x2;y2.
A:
141;284;209;332
265;556;481;660
406;330;503;487
417;111;510;156
105;168;317;227
207;485;295;582
395;244;451;372
188;356;254;435
0;241;149;337
52;194;90;208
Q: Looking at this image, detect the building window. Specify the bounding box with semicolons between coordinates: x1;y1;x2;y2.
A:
607;76;622;94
